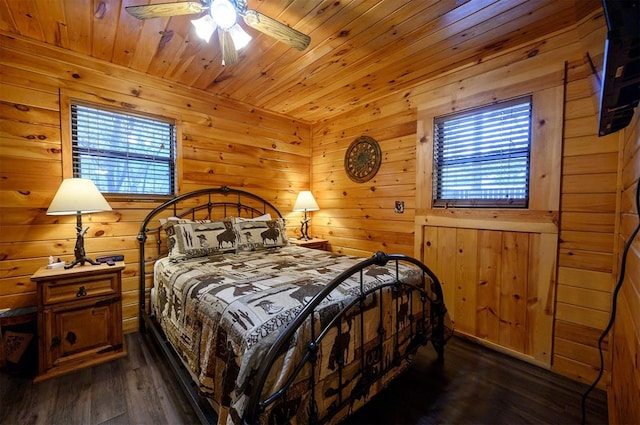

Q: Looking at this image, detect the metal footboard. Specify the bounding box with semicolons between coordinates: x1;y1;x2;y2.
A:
243;251;448;425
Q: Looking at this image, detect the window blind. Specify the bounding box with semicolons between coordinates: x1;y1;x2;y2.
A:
433;97;532;208
71;104;176;196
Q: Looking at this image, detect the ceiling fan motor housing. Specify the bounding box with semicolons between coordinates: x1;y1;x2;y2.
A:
209;0;238;29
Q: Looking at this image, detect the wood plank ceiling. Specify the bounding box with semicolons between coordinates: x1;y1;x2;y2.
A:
0;0;602;123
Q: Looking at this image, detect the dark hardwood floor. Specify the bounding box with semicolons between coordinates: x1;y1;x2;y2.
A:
0;333;608;425
0;332;199;425
344;337;608;425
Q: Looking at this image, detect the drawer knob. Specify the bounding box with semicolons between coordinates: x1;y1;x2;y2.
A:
66;331;77;345
76;286;87;297
51;336;60;349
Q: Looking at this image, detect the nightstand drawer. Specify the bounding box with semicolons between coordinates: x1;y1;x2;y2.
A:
41;273;119;305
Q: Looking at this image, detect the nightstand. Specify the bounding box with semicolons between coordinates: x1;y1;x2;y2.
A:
288;238;329;251
30;262;127;382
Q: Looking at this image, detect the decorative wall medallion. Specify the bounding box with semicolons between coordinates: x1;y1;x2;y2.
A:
344;135;382;183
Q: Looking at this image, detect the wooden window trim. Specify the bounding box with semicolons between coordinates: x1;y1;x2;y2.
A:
417;86;563;217
60;88;183;200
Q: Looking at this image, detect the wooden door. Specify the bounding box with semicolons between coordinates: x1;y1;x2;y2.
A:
42;297;121;370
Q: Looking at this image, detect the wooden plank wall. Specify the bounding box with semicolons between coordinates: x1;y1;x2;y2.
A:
0;33;312;336
609;113;639;423
553;13;619;386
413;54;566;368
418;225;558;366
310;104;417;258
0;7;632;408
312;8;622;386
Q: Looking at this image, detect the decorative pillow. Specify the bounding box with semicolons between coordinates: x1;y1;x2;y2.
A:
159;217;185;257
159;217;212;257
173;219;237;257
233;218;288;252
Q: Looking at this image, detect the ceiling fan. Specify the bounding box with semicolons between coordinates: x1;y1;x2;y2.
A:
126;0;311;65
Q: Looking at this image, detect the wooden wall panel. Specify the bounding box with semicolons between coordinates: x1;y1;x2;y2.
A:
0;35;312;336
409;27;567;367
609;110;640;424
454;228;478;336
499;231;529;353
436;227;457;326
421;226;555;365
0;7;633;418
311;109;418;257
476;230;502;343
312;7;624;390
551;12;617;387
527;232;558;362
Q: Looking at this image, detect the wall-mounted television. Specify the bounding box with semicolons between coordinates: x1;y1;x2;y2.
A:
598;0;640;136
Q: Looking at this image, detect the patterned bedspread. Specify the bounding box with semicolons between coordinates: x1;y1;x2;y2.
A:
153;245;430;424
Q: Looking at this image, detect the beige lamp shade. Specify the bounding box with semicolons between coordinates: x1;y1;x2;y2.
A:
292;191;319;212
47;178;112;215
293;191;319;241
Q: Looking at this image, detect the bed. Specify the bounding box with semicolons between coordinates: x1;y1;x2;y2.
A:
137;187;450;424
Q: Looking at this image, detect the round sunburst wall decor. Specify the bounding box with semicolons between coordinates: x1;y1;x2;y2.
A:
344;135;382;183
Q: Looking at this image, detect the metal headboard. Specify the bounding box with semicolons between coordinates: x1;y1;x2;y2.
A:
136;186;284;330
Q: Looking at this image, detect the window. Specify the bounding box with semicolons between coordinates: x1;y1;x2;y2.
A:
71;103;176;196
433;96;532;208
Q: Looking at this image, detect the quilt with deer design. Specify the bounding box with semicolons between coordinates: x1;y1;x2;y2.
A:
153;245;430;424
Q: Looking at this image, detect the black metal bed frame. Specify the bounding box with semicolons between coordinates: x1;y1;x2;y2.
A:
137;186;448;425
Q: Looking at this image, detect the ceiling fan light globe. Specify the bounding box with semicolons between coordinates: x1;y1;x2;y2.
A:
210;0;237;30
191;15;217;42
229;24;252;50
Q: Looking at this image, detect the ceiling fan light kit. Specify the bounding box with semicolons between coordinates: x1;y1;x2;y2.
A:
228;23;252;50
126;0;311;65
191;14;216;42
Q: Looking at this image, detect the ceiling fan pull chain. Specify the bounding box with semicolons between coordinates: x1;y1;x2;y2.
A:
221;31;226;66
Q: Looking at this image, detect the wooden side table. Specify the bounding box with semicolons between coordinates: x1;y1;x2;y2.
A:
30;262;127;382
288;238;329;251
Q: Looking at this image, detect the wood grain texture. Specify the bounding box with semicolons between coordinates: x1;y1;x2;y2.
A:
406;9;620;388
0;1;602;123
0;332;199;425
0;3;632;421
419;226;555;365
608;108;639;424
349;335;608;425
548;17;621;388
0;34;311;331
0;333;608;425
410;17;569;368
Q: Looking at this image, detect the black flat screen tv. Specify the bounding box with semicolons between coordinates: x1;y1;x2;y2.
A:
598;0;640;136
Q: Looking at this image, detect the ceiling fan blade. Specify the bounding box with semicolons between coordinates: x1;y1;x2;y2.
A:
218;30;238;65
242;10;310;51
125;1;205;19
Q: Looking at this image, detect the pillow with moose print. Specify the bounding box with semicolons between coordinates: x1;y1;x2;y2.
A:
173;219;237;258
159;217;211;258
233;218;288;252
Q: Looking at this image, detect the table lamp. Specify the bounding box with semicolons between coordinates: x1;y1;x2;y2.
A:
292;191;319;241
47;178;112;269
